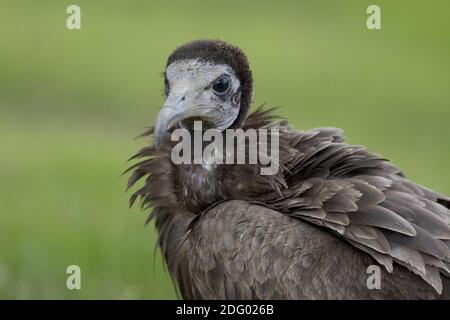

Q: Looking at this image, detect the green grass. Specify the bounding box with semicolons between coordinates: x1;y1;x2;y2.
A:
0;0;449;299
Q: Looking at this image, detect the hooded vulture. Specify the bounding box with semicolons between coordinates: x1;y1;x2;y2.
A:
127;39;450;299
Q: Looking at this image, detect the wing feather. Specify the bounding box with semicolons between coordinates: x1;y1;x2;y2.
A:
266;126;450;294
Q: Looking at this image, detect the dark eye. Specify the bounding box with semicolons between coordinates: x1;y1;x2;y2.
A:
212;75;231;95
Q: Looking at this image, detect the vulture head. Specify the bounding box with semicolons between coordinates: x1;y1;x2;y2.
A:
154;40;253;148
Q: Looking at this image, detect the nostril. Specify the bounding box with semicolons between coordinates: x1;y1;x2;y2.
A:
181;96;186;101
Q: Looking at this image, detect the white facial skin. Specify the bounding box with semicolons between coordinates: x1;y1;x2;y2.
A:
155;59;241;148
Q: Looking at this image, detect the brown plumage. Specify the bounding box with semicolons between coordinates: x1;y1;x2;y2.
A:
127;40;450;299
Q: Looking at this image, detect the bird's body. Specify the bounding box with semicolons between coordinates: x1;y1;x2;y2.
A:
128;40;450;299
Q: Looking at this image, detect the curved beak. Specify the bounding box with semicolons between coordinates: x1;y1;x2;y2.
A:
154;91;216;148
154;104;182;149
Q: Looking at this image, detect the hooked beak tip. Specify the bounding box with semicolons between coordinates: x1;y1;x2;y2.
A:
154;121;167;149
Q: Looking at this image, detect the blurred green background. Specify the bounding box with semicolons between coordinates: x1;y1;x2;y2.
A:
1;0;449;299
